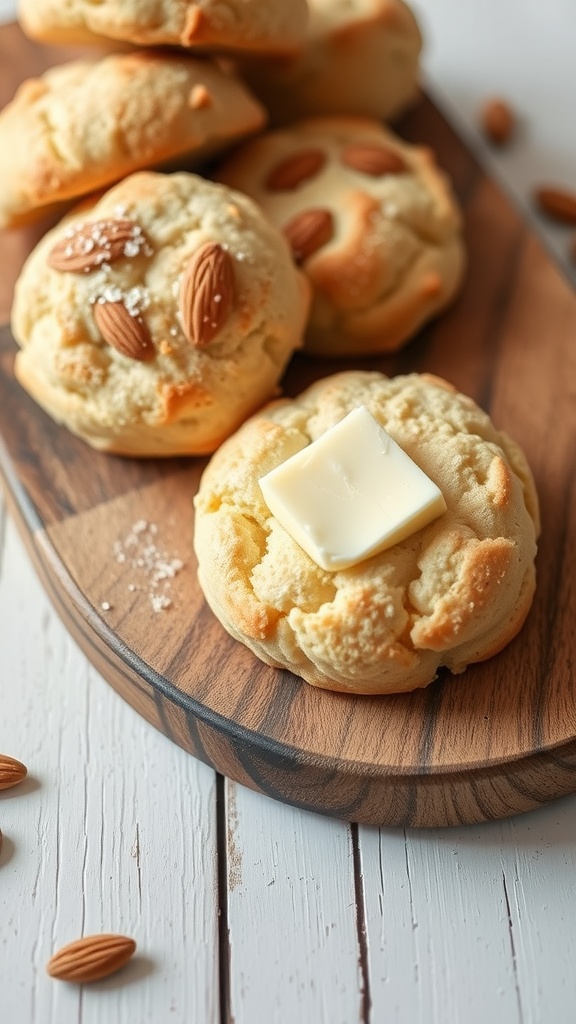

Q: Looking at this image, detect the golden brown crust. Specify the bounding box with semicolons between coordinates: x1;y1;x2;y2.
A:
18;0;309;54
0;51;266;230
237;0;422;125
409;532;516;651
217;116;465;357
11;172;310;456
194;371;539;694
159;379;215;423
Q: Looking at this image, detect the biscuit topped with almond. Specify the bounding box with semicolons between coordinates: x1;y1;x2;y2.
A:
11;171;310;456
217;116;465;357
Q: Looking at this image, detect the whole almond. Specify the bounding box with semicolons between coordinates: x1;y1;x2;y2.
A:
266;149;326;191
284;208;334;264
48;219;148;273
47;934;136;983
534;187;576;225
481;99;515;145
0;754;27;790
180;242;235;348
94;300;154;361
342;144;408;176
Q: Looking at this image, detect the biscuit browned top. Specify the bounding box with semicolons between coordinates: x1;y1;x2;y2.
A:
11;172;310;456
0;51;266;230
194;371;539;694
238;0;422;125
217;117;465;356
18;0;309;53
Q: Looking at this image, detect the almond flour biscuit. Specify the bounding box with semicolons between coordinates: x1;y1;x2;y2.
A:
11;171;310;456
194;371;539;694
0;51;266;230
217;117;465;357
18;0;309;53
238;0;422;126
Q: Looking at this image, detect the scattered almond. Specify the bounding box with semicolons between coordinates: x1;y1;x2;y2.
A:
48;219;148;273
94;300;155;361
180;242;235;348
342;143;408;176
534;186;576;225
47;934;136;983
284;208;334;264
266;149;326;191
0;754;27;790
481;99;515;145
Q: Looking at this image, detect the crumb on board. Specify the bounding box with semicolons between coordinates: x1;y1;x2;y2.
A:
110;520;185;612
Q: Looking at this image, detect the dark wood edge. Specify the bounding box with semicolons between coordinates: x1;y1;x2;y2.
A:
3;422;576;826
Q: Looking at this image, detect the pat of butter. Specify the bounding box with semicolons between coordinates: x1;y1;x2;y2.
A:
259;406;447;571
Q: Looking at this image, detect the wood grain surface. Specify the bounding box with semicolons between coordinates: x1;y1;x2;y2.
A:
1;24;575;828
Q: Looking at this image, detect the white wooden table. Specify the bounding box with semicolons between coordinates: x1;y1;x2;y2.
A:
2;2;576;1021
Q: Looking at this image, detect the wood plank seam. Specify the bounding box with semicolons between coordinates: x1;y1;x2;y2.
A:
351;823;372;1023
217;774;232;1024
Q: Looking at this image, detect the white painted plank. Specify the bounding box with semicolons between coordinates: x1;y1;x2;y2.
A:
499;802;576;1024
0;508;220;1023
225;782;363;1024
359;806;576;1024
359;823;519;1024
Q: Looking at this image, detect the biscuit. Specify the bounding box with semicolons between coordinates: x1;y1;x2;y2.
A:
11;171;310;456
18;0;309;54
0;51;266;230
216;117;465;357
194;371;539;694
238;0;422;126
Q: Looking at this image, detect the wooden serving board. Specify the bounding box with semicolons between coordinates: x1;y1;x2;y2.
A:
1;24;576;828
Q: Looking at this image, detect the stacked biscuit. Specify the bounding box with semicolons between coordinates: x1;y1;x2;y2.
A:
2;1;539;693
6;1;313;452
5;0;463;445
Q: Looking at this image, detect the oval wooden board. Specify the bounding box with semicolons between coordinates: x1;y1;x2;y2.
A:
1;29;576;826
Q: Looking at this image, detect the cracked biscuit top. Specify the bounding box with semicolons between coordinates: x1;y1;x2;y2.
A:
18;0;309;53
11;171;310;456
0;50;266;230
193;371;539;694
216;116;465;357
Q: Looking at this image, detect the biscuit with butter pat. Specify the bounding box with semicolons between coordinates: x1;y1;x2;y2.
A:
216;117;465;357
194;371;539;694
11;171;310;456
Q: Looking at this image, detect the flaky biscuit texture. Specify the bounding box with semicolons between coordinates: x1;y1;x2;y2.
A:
18;0;309;53
11;172;310;456
217;117;465;357
0;51;266;229
239;0;422;125
194;371;539;694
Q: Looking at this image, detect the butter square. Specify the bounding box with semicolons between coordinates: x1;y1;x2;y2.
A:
259;405;447;571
